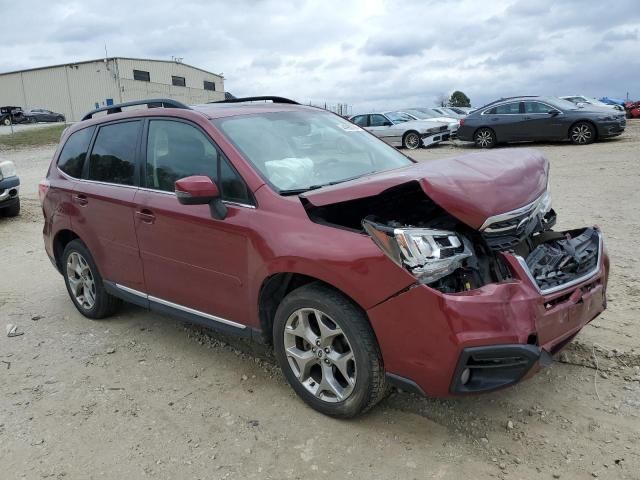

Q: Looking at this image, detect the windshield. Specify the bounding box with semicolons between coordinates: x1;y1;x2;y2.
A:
546;98;580;111
385;111;414;123
214;111;413;193
403;109;436;119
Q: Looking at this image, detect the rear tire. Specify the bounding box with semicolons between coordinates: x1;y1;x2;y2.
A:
56;116;64;122
402;131;421;150
273;283;388;418
569;122;596;145
2;198;20;217
474;127;496;148
2;118;10;126
62;239;120;319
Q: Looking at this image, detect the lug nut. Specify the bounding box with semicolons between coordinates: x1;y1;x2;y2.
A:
324;359;330;364
324;348;330;353
315;340;321;346
312;347;316;353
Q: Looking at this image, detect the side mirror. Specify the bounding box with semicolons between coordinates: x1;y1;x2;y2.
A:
175;175;227;220
548;110;560;116
383;121;393;127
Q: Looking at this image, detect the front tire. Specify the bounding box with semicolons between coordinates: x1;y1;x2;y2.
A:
2;118;10;126
570;122;596;145
56;116;64;122
402;131;421;150
273;283;387;418
2;198;20;217
62;239;120;319
474;127;496;148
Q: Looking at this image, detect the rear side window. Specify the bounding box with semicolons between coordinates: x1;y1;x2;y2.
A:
352;115;368;127
88;121;141;185
57;126;95;178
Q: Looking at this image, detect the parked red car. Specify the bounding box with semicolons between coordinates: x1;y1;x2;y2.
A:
624;101;640;119
40;97;609;417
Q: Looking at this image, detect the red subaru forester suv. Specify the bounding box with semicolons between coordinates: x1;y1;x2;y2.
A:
40;97;609;417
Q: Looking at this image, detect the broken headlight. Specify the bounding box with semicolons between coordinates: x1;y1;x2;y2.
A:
363;219;472;284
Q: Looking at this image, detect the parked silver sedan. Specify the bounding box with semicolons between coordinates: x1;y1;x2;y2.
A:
349;111;450;150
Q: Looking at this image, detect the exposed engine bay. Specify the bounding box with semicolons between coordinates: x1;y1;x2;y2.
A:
304;181;601;294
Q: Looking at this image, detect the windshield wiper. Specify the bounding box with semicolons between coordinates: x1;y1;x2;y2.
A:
279;172;375;196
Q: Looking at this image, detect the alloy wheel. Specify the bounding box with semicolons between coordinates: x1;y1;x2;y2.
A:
571;124;593;144
405;133;420;150
475;129;493;147
66;252;96;310
283;308;357;403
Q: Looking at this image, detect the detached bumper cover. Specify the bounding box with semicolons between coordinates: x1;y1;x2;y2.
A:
367;227;608;397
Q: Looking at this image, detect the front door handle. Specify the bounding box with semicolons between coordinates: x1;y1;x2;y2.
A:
72;194;88;206
136;209;156;224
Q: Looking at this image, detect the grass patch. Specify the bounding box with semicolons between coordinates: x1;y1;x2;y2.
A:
0;124;66;149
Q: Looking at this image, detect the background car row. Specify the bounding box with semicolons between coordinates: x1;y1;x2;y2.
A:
351;95;630;150
0;105;65;125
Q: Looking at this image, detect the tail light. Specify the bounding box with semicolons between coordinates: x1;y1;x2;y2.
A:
459;119;465;126
38;179;50;205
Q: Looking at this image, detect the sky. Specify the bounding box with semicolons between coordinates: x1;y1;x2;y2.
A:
1;0;639;112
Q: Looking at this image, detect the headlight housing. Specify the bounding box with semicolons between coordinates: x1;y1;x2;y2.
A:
363;219;472;284
0;160;17;181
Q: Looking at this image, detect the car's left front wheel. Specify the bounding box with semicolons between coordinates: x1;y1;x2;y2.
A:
273;283;388;418
402;131;421;150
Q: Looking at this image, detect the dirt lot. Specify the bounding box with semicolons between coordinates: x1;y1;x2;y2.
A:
1;122;639;479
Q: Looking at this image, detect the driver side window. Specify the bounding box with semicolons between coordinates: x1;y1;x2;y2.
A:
146;120;253;204
369;114;390;127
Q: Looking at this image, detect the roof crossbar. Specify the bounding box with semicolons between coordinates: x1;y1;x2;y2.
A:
81;98;191;121
209;96;299;105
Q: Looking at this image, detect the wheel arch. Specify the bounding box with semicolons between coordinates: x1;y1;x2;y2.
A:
258;272;370;345
52;229;81;272
568;119;598;140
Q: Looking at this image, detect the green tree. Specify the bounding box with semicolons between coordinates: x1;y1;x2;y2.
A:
449;91;471;107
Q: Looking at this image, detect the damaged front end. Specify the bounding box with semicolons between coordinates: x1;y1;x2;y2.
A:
305;182;513;293
305;180;603;298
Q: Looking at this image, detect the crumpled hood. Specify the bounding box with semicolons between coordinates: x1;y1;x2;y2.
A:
301;148;549;230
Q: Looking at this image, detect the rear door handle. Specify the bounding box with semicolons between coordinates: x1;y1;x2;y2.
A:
72;194;88;206
136;209;156;224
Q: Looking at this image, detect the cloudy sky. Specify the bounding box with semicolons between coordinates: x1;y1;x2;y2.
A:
2;0;639;112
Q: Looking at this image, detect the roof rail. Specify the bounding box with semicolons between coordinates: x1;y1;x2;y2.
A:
81;98;191;121
208;96;299;105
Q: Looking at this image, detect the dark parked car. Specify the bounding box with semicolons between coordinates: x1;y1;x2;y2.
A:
0;160;20;216
457;96;626;148
24;108;66;123
1;106;28;126
40;97;608;417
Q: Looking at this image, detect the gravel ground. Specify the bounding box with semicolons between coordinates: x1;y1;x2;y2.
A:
1;122;639;479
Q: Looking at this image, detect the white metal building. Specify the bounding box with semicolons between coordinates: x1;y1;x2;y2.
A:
0;57;225;121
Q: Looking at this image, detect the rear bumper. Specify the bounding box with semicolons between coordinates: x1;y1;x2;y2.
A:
455;125;474;141
367;229;609;397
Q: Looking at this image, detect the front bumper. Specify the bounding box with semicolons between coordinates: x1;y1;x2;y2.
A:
597;119;626;137
367;227;609;397
0;176;20;205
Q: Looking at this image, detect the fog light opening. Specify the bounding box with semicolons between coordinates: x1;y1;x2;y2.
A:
460;367;471;385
